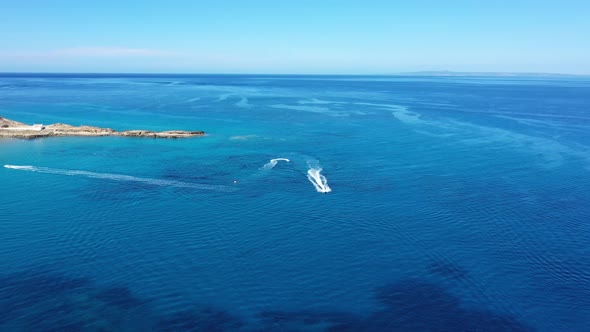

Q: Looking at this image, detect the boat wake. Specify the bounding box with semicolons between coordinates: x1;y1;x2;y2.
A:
259;156;332;193
260;158;290;170
4;165;232;192
5;158;331;194
306;162;331;193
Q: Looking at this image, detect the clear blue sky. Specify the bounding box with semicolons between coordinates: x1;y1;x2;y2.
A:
1;0;588;74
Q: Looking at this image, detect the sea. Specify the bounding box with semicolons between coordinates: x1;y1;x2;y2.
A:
0;73;589;331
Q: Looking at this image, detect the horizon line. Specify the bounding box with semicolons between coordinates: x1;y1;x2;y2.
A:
0;71;589;78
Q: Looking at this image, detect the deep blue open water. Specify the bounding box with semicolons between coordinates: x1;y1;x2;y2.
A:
1;74;589;331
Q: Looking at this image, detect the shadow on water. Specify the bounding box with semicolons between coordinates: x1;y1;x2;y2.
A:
0;268;533;331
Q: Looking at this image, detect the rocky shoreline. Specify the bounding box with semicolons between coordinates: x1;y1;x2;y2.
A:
0;116;205;139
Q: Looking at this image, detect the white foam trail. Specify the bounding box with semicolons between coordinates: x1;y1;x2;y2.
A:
4;165;34;170
4;165;231;192
261;158;290;170
307;167;331;193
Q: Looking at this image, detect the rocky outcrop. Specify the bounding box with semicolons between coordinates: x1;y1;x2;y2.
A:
0;116;205;139
0;116;27;128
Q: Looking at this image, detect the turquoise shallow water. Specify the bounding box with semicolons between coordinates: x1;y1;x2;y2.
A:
1;74;590;331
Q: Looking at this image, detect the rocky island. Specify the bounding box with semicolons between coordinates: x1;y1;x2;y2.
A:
0;116;204;139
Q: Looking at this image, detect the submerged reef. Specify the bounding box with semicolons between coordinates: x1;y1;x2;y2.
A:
0;269;243;331
259;280;533;331
0;116;204;139
0;270;156;331
0;268;534;331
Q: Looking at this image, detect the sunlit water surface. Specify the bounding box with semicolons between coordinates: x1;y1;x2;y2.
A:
1;74;589;331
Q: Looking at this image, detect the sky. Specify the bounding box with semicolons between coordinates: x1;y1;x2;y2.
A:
0;0;589;74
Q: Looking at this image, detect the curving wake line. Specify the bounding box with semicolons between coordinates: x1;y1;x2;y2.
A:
4;165;232;192
307;167;331;193
260;158;290;170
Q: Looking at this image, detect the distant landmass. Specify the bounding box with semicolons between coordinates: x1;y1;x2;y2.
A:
395;70;584;77
0;116;204;139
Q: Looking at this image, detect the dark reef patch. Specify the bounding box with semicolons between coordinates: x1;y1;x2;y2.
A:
367;279;533;331
76;180;159;202
156;308;244;332
0;270;156;331
0;268;533;331
258;310;362;331
255;280;533;331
